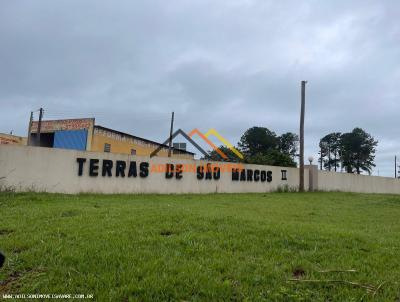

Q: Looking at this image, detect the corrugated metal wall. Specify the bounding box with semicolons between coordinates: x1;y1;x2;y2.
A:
53;130;88;151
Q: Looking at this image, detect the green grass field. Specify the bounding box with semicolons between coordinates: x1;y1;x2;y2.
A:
0;192;399;301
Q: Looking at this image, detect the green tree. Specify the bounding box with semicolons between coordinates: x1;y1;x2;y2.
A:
246;150;296;167
238;127;297;167
340;128;377;174
319;132;341;171
238;127;279;157
278;132;299;159
203;145;241;162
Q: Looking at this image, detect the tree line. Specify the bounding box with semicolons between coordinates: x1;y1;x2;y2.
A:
205;126;298;167
204;126;378;174
319;128;377;174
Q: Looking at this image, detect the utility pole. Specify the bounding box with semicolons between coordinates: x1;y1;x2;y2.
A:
27;111;33;146
396;156;397;178
299;81;307;192
37;107;44;146
167;111;174;157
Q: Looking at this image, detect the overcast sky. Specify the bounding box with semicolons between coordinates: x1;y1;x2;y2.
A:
1;0;399;176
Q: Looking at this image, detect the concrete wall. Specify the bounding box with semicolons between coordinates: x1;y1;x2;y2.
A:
0;145;302;194
2;145;399;195
317;170;400;194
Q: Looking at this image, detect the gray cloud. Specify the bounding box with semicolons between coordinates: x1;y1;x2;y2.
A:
0;0;399;175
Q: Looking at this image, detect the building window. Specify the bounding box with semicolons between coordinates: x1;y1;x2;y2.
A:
130;149;136;155
173;142;186;154
104;143;111;153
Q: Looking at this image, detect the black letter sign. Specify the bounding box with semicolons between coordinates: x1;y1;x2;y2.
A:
166;164;174;179
116;161;126;177
89;159;99;177
213;167;220;180
102;160;113;177
76;158;86;176
281;170;287;180
205;164;212;180
267;171;272;182
197;166;204;179
139;162;149;178
128;161;137;177
232;169;239;181
176;164;183;179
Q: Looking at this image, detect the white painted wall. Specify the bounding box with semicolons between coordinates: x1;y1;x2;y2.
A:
317;170;400;194
4;145;399;195
0;145;303;194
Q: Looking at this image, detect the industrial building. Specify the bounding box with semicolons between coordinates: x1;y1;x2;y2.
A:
27;118;194;159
